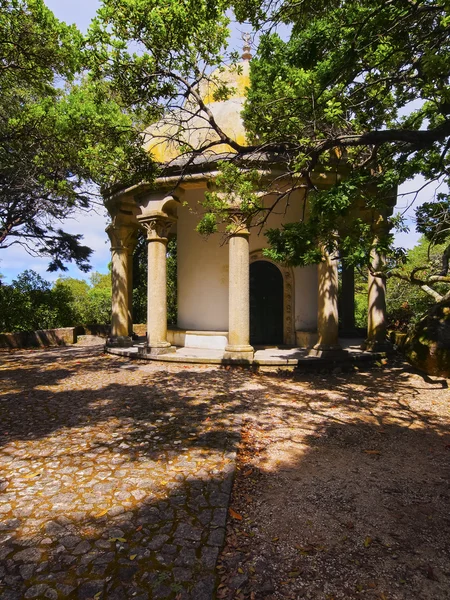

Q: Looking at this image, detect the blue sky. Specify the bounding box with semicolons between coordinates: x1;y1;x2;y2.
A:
1;1;104;284
0;1;437;284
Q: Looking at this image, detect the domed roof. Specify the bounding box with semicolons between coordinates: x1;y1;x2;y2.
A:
143;59;250;164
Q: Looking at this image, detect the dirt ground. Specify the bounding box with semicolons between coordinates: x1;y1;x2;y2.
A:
217;358;450;600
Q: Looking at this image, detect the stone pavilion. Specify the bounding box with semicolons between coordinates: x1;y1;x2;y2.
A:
104;44;393;362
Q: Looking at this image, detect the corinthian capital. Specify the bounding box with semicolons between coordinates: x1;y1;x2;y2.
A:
227;209;251;236
106;224;138;251
139;216;174;241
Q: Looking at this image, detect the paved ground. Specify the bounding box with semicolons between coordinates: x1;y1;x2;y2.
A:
1;344;449;600
0;344;244;600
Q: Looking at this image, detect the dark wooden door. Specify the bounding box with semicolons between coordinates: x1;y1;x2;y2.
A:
250;261;284;346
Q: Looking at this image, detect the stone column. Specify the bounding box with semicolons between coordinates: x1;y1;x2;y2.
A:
310;249;344;356
364;243;390;351
224;214;254;361
106;224;136;346
139;216;174;355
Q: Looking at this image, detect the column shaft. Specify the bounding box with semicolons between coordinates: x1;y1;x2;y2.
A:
224;232;254;359
366;247;388;348
310;249;344;356
107;224;136;345
111;248;129;338
127;249;134;336
147;236;170;348
138;216;174;355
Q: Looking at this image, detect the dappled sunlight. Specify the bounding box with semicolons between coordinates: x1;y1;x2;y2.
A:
1;346;449;598
216;364;450;599
0;347;248;598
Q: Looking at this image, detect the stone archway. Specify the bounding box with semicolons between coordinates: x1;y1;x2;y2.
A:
249;251;295;346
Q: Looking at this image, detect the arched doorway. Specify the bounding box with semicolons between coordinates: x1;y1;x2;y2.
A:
250;260;284;346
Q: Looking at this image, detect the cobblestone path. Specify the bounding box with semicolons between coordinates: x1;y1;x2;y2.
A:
0;345;248;600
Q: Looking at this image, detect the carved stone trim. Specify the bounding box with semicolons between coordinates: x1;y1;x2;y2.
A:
250;250;295;346
106;224;138;251
226;209;251;236
139;216;174;242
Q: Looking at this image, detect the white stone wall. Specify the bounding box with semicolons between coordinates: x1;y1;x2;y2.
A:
177;187;229;331
294;265;318;330
177;184;318;339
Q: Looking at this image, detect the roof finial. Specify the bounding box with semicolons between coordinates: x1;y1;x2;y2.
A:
242;33;252;61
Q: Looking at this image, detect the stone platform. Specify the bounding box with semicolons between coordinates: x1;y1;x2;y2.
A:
106;339;389;368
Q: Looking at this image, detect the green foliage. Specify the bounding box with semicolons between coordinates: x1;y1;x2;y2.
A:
0;269;113;333
132;233;177;326
87;0;231;127
416;195;450;245
197;162;263;236
54;272;112;326
0;271;68;332
264;222;322;266
227;0;450;272
0;0;155;271
166;238;178;325
387;237;449;329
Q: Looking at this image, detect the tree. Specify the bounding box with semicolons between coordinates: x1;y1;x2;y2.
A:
387;237;449;328
0;270;72;332
193;0;450;307
93;0;448;271
54;272;112;326
226;1;448;271
0;0;155;271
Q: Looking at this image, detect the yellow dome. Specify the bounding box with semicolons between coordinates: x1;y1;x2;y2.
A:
198;60;250;104
143;60;250;164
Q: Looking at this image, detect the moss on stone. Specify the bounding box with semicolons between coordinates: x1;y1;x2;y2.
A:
404;300;450;377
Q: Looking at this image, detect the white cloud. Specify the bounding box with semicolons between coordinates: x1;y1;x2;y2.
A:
0;208;110;284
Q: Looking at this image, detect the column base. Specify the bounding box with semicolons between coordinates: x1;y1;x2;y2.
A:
223;344;254;361
138;342;176;357
308;344;347;358
361;339;393;352
107;336;133;348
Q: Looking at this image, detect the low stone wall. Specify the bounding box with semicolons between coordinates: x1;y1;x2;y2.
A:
0;327;76;349
74;325;111;338
0;324;112;349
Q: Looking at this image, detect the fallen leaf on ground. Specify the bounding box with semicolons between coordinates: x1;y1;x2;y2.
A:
229;508;243;520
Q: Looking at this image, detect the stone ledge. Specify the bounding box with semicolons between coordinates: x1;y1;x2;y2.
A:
0;327;76;349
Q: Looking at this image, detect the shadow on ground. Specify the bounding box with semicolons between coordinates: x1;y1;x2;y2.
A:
0;347;449;599
217;364;450;600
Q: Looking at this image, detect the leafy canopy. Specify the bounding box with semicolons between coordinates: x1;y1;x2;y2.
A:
239;0;448;261
0;0;155;271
